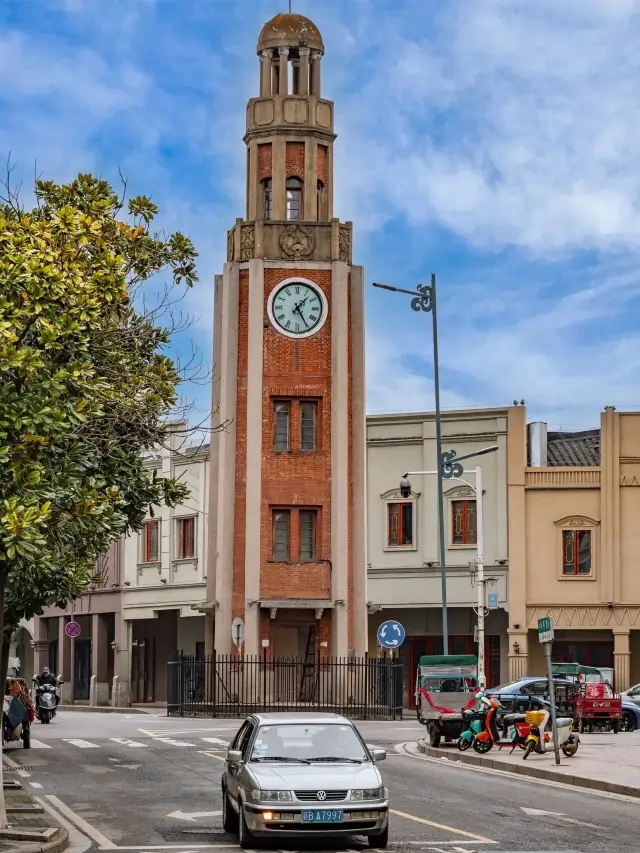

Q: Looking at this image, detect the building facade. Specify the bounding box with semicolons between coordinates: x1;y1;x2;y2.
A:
508;406;640;690
367;408;511;701
120;430;208;703
204;11;367;661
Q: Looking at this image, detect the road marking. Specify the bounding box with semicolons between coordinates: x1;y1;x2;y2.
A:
110;738;148;748
201;737;228;746
64;738;100;748
201;751;225;761
30;738;52;749
154;738;195;747
30;782;43;789
520;806;605;829
36;796;93;853
143;727;232;736
389;810;493;842
167;810;222;821
46;795;117;850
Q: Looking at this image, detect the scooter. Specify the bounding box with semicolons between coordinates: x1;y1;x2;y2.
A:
523;703;580;759
32;676;62;724
472;697;535;754
458;691;490;751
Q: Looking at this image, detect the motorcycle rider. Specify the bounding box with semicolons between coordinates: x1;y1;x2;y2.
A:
33;667;59;712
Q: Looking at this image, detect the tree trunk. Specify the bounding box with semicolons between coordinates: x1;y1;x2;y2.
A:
0;633;11;687
0;577;8;827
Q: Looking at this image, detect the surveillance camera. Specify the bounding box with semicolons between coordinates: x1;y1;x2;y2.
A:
399;477;412;498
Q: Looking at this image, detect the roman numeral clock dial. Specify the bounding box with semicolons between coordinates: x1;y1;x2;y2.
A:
267;278;328;339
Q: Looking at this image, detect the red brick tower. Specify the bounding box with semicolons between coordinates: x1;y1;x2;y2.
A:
206;11;367;660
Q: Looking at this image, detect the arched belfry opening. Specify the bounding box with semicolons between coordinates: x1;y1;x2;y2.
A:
257;12;325;97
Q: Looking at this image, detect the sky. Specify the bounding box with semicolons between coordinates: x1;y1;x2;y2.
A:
2;0;640;432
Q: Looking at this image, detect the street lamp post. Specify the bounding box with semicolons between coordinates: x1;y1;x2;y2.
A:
373;274;450;647
401;444;498;687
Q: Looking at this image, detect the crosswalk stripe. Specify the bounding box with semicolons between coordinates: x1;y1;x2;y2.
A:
201;737;228;746
110;738;148;748
154;738;194;747
63;738;100;748
29;739;51;749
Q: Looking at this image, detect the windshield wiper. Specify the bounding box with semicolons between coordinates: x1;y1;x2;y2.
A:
308;756;363;763
252;755;311;764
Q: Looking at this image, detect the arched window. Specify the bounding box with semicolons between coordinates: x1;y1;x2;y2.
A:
286;177;303;221
263;178;273;220
317;180;326;220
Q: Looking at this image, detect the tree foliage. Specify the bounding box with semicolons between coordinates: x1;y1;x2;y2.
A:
0;173;199;647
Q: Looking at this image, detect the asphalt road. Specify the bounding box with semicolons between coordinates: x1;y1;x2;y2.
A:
2;712;638;853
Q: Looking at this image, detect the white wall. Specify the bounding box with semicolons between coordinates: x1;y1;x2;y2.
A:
176;616;205;655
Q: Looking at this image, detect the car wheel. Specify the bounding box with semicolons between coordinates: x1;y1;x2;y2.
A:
428;726;441;748
238;802;254;850
222;788;238;833
368;821;388;849
620;711;637;732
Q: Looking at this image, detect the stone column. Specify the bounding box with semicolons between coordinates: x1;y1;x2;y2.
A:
614;629;631;692
299;48;310;96
260;50;272;96
90;613;110;706
310;54;322;97
33;617;50;674
278;47;289;95
58;617;72;705
112;612;131;707
508;633;529;681
331;261;350;658
272;138;286;221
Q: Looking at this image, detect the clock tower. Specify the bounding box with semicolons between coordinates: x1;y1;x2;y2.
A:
206;11;367;660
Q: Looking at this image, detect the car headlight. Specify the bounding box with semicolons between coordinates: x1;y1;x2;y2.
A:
250;789;292;803
350;787;386;801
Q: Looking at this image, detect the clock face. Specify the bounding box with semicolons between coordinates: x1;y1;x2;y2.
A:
267;279;328;339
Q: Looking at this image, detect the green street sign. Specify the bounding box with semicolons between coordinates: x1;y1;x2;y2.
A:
537;616;554;644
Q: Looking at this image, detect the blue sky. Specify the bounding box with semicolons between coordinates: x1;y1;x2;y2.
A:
2;0;640;431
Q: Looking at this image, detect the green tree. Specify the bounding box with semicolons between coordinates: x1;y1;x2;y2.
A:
0;173;200;824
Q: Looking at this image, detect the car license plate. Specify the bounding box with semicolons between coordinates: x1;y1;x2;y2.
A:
301;809;344;823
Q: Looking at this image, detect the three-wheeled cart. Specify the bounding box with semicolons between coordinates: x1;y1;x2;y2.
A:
552;663;622;733
415;654;478;747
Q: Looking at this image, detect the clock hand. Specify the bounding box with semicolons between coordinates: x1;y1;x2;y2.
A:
293;303;309;327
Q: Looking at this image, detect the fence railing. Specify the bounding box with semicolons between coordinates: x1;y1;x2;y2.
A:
167;652;404;720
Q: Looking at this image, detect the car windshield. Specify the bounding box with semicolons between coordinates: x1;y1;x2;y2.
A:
250;723;368;762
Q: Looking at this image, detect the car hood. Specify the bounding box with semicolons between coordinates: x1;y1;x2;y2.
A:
248;762;381;790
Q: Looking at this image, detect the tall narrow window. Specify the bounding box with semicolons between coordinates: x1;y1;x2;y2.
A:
300;510;317;561
263;178;272;220
274;401;290;451
452;500;477;545
273;510;291;561
142;520;160;562
176;517;196;559
286;177;303;221
300;401;317;451
562;529;592;575
387;503;413;547
317;180;326;220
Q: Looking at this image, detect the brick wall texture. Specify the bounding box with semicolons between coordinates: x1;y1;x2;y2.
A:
286;142;305;179
258;143;272;181
232;265;354;657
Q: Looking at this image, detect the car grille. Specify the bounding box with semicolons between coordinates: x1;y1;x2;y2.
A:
294;790;348;802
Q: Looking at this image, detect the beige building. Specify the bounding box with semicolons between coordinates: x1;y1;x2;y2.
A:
367;407;511;699
508;406;640;690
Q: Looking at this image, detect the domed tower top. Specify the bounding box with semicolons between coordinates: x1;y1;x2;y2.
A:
257;12;324;54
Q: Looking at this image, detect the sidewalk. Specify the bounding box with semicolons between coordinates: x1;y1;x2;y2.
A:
0;770;68;853
416;730;640;798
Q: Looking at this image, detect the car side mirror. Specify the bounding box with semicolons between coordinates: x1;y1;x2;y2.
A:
227;749;243;764
370;748;386;762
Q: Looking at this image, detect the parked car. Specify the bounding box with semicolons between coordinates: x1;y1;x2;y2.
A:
485;678;577;715
620;699;640;732
621;683;640;707
221;712;389;849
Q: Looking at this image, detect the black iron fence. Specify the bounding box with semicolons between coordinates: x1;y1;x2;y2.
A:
167;651;404;720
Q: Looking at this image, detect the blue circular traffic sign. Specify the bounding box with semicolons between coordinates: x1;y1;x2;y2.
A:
377;620;406;649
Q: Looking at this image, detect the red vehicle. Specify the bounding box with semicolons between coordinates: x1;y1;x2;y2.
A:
553;664;622;733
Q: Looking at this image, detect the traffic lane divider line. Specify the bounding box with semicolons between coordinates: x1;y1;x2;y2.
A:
35;795;93;853
45;794;117;850
389;809;494;842
201;751;225;761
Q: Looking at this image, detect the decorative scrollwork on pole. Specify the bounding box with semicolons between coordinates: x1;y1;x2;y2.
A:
410;283;433;314
441;450;463;480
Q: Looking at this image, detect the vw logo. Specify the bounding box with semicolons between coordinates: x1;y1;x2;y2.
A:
317;791;327;801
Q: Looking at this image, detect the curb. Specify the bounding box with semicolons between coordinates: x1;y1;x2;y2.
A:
416;738;640;799
0;827;70;853
57;705;148;714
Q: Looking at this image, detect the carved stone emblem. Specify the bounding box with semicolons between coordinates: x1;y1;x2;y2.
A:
339;225;350;262
279;224;315;260
444;485;475;499
240;224;255;261
227;229;234;262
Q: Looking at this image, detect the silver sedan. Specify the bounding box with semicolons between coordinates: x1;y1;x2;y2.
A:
221;712;389;849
